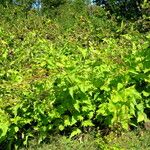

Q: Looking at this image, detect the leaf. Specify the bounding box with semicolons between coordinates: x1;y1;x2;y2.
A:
82;120;94;127
70;116;77;125
0;124;9;140
23;135;29;146
14;126;19;132
122;34;132;40
88;111;94;119
136;103;144;111
121;122;129;130
117;83;124;91
73;101;80;112
59;125;64;131
77;115;84;121
142;91;149;97
0;110;10;141
70;128;81;138
78;47;87;59
130;103;135;116
111;93;121;103
69;87;74;99
64;116;77;126
97;103;108;116
69;86;78;99
64;116;70;126
137;112;145;122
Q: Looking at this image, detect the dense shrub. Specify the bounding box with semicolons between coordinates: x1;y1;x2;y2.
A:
0;2;150;149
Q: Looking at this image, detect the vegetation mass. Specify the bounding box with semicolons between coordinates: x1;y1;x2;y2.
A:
0;0;150;149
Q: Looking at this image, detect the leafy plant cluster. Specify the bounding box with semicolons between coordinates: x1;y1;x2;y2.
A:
0;2;150;149
94;0;150;19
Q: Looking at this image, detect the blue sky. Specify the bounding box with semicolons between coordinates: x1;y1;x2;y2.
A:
32;0;41;9
13;0;42;9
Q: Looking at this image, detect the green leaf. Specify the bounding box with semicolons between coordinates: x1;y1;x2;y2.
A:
82;120;94;127
100;85;110;92
73;101;80;112
59;125;64;131
14;126;19;132
0;110;10;141
121;122;129;130
111;93;122;103
97;103;109;116
137;112;145;122
117;83;124;91
69;86;78;99
77;115;84;121
136;103;144;111
69;87;74;99
23;135;29;146
0;124;9;140
78;47;87;59
142;91;150;97
70;128;81;138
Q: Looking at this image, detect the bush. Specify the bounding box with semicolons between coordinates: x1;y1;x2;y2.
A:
0;2;150;149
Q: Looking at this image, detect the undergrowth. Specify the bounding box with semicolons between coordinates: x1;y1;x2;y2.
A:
0;1;150;149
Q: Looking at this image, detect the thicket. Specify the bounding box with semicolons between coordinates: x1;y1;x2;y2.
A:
0;0;150;149
94;0;150;19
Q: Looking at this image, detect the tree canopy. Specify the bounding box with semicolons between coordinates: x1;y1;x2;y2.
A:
0;0;149;20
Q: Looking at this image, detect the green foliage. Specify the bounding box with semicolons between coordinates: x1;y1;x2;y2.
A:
107;130;150;150
94;0;150;20
20;130;150;150
0;2;150;149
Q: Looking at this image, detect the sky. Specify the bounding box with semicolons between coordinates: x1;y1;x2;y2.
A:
32;0;41;9
12;0;97;10
13;0;42;9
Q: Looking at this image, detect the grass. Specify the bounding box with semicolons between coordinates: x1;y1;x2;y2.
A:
20;130;150;150
108;130;150;150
